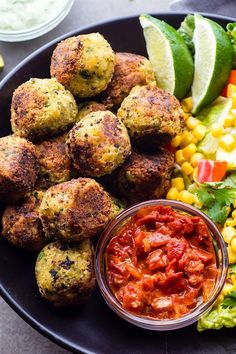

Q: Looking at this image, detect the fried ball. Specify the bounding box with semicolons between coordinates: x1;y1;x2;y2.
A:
105;149;174;204
101;52;156;110
66;111;131;177
2;191;47;252
50;33;115;98
35;133;73;189
11;78;78;141
76;101;107;122
35;240;96;307
0;135;39;203
39;178;120;243
117;85;184;149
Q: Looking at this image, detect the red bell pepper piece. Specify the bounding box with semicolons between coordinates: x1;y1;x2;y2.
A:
221;70;236;97
197;160;227;183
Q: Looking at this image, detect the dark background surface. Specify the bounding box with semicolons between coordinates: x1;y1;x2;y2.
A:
1;10;236;354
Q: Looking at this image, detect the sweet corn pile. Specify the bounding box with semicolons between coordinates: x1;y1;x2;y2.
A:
167;96;205;205
166;84;236;297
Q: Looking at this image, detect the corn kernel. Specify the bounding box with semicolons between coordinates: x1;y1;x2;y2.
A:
227;84;236;99
229;246;236;264
166;187;179;200
222;282;234;295
182;143;197;160
224;114;235;128
219;134;236;152
183;112;191;120
194;196;203;209
175;149;185;165
180;131;195;148
211;123;224;138
189;171;195;182
231;109;236;122
190;152;204;167
171;177;185;191
181;97;193;113
215;294;224;305
232;209;236;219
181;161;194;175
222;226;236;244
171;135;182;147
233;199;236;208
193;125;207;141
178;190;195;204
226;218;236;227
186;117;200;130
231;237;236;253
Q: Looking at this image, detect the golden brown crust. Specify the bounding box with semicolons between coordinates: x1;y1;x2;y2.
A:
51;36;83;88
11;78;78;142
66;111;131;177
117;85;184;148
101;52;156;109
106;149;174;204
35;240;96;307
0;136;39;203
76;101;107;121
35;134;73;189
11;84;46;139
50;33;115;97
39;178;115;242
68;178;114;238
2;191;46;252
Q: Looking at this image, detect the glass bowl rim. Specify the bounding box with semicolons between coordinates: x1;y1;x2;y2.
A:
0;0;74;41
95;199;228;331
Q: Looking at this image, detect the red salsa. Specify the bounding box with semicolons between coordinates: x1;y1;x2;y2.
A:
106;205;218;320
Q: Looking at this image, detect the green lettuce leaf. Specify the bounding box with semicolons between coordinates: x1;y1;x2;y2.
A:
197;305;236;331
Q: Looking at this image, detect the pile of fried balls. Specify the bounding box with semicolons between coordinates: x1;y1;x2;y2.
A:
0;33;184;307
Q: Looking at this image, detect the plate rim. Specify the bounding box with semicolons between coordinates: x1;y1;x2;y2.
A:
0;11;235;354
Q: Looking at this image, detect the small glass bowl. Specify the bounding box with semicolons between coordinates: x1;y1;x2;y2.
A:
95;199;228;331
0;0;74;42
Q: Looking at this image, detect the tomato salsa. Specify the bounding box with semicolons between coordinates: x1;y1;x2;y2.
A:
106;205;218;320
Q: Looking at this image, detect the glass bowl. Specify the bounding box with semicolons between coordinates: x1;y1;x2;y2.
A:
0;0;74;42
95;199;228;331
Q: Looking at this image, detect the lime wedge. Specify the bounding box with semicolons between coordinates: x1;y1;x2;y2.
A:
192;15;232;115
139;14;194;100
0;55;4;73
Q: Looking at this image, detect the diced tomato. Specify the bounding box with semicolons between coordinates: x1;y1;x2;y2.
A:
167;240;187;260
221;70;236;96
197;159;227;183
146;250;167;270
212;161;228;182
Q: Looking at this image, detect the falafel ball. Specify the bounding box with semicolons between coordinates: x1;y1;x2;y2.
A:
11;78;78;141
104;149;174;204
0;136;39;203
35;133;73;189
39;178;120;243
101;52;156;110
117;85;184;149
35;240;96;307
50;33;115;98
2;191;47;252
66;111;131;177
76;101;107;122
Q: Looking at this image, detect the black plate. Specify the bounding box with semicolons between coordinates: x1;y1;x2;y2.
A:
0;12;236;354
